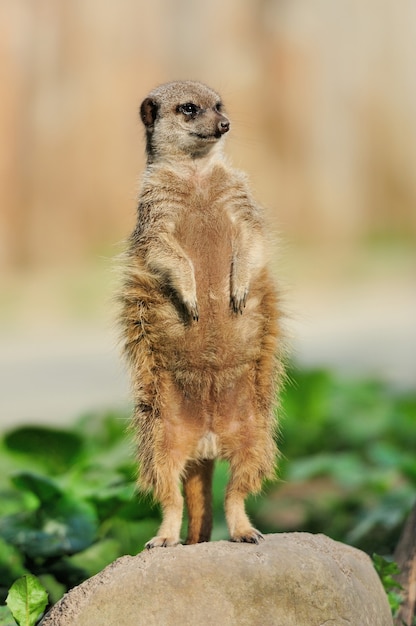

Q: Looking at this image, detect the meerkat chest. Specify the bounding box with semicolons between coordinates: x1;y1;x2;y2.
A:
175;184;233;264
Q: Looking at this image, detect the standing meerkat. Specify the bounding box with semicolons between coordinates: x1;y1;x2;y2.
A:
119;80;284;548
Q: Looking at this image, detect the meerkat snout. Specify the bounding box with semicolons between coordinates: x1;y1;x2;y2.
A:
217;118;230;135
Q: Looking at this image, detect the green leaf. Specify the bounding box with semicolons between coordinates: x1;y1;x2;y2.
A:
4;427;82;474
372;554;402;588
11;473;63;504
372;554;404;617
0;493;98;559
6;575;48;626
0;472;97;558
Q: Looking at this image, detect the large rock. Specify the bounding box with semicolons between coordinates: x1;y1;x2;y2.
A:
41;533;392;626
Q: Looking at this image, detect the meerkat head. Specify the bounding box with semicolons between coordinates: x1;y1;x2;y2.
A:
140;81;230;162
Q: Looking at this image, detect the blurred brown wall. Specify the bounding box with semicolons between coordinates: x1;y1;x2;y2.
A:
1;0;415;270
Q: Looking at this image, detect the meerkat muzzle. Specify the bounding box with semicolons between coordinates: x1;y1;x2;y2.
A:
218;119;230;135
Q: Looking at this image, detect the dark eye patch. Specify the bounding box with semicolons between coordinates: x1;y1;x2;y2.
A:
177;102;200;116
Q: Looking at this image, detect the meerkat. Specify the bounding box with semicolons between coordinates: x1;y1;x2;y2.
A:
119;80;284;548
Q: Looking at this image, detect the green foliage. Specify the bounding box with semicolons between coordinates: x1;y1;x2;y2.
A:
4;428;82;475
249;366;416;556
0;365;415;613
6;575;48;626
0;410;155;606
372;554;403;617
0;473;98;559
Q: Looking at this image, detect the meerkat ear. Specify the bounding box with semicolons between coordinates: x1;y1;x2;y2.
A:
140;98;159;128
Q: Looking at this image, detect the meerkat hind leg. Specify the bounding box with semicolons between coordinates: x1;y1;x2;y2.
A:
224;445;266;543
145;481;184;549
183;459;214;544
225;485;264;544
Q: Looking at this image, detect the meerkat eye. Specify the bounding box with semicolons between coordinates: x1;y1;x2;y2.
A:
178;103;199;116
215;102;223;112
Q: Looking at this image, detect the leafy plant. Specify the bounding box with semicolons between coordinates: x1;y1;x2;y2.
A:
372;554;403;617
5;575;48;626
250;366;416;556
0;411;160;605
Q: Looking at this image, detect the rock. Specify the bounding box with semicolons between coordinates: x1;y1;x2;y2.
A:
41;533;392;626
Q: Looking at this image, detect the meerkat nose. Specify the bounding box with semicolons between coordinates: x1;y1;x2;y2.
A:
218;120;230;135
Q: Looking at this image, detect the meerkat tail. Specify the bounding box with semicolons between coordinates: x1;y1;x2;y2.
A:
183;459;215;544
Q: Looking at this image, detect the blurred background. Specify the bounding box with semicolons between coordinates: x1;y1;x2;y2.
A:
1;4;416;615
1;0;415;427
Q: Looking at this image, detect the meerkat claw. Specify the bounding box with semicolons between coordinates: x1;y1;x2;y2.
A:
145;536;180;549
230;528;264;544
184;299;199;322
230;289;248;315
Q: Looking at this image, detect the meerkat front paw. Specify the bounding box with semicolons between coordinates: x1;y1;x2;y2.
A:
145;535;181;549
230;286;248;315
182;296;199;321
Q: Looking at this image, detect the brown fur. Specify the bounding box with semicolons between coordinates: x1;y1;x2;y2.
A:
118;81;284;548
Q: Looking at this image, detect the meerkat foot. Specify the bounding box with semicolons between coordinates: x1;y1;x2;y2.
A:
225;487;264;544
230;528;264;544
145;535;181;549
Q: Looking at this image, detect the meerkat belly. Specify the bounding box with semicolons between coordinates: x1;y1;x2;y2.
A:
178;206;232;317
168;202;264;377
